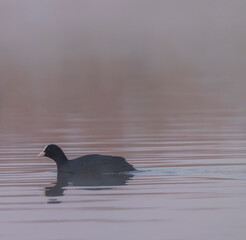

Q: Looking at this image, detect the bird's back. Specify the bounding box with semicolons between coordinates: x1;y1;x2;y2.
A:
58;154;135;174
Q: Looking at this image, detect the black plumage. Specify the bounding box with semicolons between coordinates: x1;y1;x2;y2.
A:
38;144;136;174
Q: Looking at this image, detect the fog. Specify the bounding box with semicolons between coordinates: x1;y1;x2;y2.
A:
1;3;246;240
1;0;246;81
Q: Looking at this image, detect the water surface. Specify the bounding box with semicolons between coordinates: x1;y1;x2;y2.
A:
1;2;246;240
0;78;246;240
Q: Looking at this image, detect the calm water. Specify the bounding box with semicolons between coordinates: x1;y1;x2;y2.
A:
1;1;246;240
0;78;246;240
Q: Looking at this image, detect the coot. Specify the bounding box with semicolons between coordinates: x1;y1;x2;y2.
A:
38;144;136;174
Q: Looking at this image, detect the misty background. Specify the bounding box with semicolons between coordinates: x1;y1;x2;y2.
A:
1;3;246;240
0;1;246;143
1;1;245;76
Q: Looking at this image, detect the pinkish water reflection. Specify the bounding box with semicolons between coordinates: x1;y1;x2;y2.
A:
0;77;246;240
1;1;246;240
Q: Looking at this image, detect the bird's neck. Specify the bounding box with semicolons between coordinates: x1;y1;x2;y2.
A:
53;153;68;167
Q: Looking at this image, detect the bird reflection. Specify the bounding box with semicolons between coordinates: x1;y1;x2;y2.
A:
45;171;134;201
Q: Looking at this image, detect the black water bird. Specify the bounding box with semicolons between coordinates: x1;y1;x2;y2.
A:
38;144;136;174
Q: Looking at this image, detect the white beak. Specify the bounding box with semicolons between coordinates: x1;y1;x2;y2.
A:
38;151;45;157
